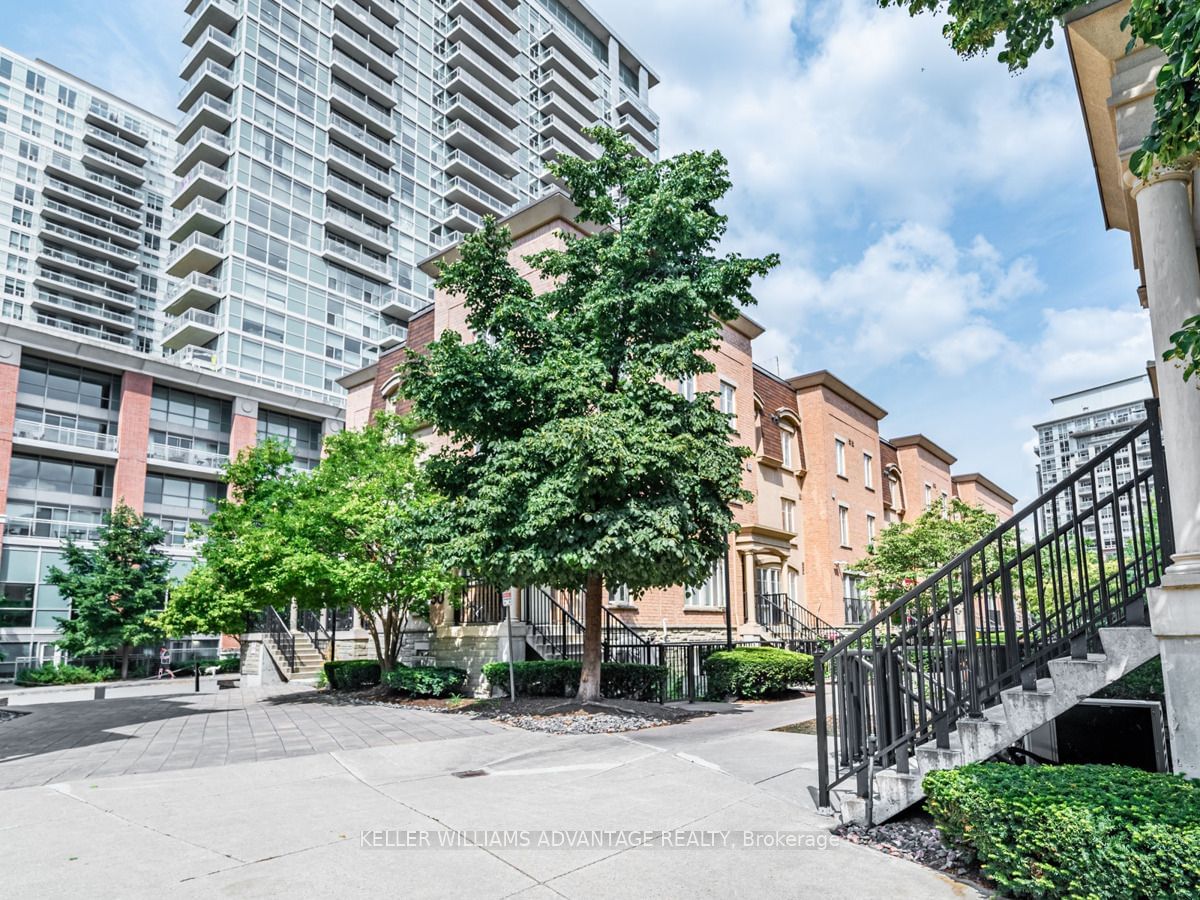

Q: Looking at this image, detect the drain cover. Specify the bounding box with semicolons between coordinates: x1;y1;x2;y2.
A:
451;769;488;778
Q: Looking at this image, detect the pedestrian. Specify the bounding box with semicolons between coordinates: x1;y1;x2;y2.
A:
157;647;175;679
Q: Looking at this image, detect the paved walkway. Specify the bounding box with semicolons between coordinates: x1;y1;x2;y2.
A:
1;687;981;898
0;683;500;789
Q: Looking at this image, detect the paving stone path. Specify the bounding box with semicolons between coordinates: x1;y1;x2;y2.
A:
0;683;501;789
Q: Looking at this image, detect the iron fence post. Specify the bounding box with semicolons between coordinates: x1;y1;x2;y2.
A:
815;649;830;809
959;558;983;717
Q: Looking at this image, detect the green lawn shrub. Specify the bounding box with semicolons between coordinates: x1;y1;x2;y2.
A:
924;763;1200;899
481;660;667;701
703;647;812;699
322;659;381;690
15;663;109;686
384;665;467;698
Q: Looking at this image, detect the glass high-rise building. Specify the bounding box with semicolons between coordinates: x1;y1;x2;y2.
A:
168;0;660;404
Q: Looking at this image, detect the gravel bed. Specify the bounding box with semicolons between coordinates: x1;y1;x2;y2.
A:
835;812;990;888
488;710;669;734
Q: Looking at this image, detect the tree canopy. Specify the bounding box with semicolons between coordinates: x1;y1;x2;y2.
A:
401;127;778;699
48;502;172;679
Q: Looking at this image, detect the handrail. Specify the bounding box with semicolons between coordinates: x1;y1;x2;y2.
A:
756;593;838;649
299;607;333;658
815;400;1173;810
263;606;297;673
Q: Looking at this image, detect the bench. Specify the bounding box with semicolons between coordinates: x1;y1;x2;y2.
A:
216;673;240;690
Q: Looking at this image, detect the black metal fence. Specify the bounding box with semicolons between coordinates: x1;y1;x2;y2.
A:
756;592;838;656
263;605;297;673
454;582;506;625
816;400;1174;809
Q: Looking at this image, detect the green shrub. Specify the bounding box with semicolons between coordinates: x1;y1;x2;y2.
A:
481;660;667;701
322;659;381;690
16;663;102;686
384;665;467;698
703;647;812;699
924;763;1200;899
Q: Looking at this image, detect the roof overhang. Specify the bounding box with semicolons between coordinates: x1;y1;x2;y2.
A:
788;370;887;421
952;472;1018;506
889;433;957;467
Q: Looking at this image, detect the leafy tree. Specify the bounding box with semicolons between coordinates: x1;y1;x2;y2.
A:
161;415;455;671
48;502;171;679
401;127;778;701
878;0;1200;382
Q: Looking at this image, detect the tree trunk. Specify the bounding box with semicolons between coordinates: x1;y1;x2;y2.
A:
576;574;604;702
120;644;130;681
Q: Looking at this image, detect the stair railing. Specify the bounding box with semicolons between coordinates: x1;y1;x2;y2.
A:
756;592;839;652
263;605;297;674
816;400;1173;810
298;608;333;659
522;586;653;662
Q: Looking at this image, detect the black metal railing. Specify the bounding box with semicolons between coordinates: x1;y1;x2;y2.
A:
298;608;333;658
522;585;653;663
756;592;838;654
816;400;1173;810
263;605;297;674
454;581;506;625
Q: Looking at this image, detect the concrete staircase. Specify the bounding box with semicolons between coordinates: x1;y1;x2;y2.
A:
262;630;326;682
838;627;1159;825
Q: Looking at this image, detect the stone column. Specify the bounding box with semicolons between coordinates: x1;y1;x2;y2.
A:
0;340;21;551
1130;161;1200;775
741;551;758;626
321;417;343;457
113;372;153;513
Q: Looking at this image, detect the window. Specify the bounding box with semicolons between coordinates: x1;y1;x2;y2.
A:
924;483;933;510
888;475;901;510
13;185;34;206
838;504;850;547
866;513;876;544
781;498;796;533
686;556;727;608
25;70;45;94
787;568;799;602
863;452;873;488
719;381;736;422
607;583;632;607
781;428;794;468
144;474;222;515
843;574;868;624
57;85;76;107
756;566;781;598
678;375;695;401
835;438;846;477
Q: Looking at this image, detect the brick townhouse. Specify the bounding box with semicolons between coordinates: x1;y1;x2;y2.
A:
339;191;1016;645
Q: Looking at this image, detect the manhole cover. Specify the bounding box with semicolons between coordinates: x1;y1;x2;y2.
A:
451;769;488;778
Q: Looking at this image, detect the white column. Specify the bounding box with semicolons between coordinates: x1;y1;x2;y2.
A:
1130;160;1200;775
741;551;758;627
638;65;649;101
608;35;620;108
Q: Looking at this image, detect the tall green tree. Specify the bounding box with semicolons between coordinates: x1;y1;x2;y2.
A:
878;0;1200;382
402;128;778;701
161;415;455;670
48;502;172;679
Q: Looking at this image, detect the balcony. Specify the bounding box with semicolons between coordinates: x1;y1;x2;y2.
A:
166;232;225;278
321;237;390;279
45;154;145;207
330;82;396;138
85;100;149;146
12;420;119;457
331;0;400;54
539;68;602;123
327;143;394;196
146;442;229;472
164;272;224;315
443;118;518;175
443;175;510;218
183;0;239;47
172;160;229;209
441;92;521;149
169;196;228;243
5;515;105;542
444;16;520;77
616;113;658;154
443;148;518;204
536;89;599;134
442;43;518;102
82;144;147;185
40;197;141;245
31;289;136;331
443;67;521;126
616;88;659;130
443;0;517;33
83;125;149;165
326;172;392;223
439;201;485;232
331;49;396;107
441;2;518;53
178;94;233;143
174;125;231;176
167;344;220;371
178;59;235;111
324;205;392;254
163;307;222;350
379;289;428;321
36;245;139;290
330;20;396;76
538;27;601;79
40;221;140;266
378;322;408;350
537;46;601;99
538;116;599;160
34;311;134;347
33;270;137;310
180;25;237;80
328;111;394;166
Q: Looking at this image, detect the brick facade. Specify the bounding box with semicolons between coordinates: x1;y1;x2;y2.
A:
112;372;153;513
0;346;20;550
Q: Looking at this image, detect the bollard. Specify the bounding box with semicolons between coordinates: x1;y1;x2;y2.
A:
93;686;106;700
195;664;201;693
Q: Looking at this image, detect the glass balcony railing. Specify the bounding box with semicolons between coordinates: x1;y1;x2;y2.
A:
12;421;119;452
36;269;137;306
38;246;138;286
147;442;229;470
327;172;392;216
35;312;133;346
41;198;141;240
40;222;140;263
329;111;394;159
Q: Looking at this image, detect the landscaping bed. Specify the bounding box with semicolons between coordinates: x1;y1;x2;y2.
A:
835;810;991;892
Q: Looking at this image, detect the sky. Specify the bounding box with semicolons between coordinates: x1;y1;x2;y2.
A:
0;0;1153;506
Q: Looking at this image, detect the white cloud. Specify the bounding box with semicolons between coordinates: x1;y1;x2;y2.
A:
1027;306;1154;389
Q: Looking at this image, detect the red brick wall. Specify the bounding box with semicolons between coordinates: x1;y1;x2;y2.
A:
373;306;435;418
0;357;18;550
113;372;153;513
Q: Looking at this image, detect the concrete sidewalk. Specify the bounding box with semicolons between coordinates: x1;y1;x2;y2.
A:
2;692;980;898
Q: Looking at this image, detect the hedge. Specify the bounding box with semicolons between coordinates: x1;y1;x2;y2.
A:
16;663;116;686
924;763;1200;899
481;660;667;701
703;647;812;699
384;665;467;698
322;659;381;690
